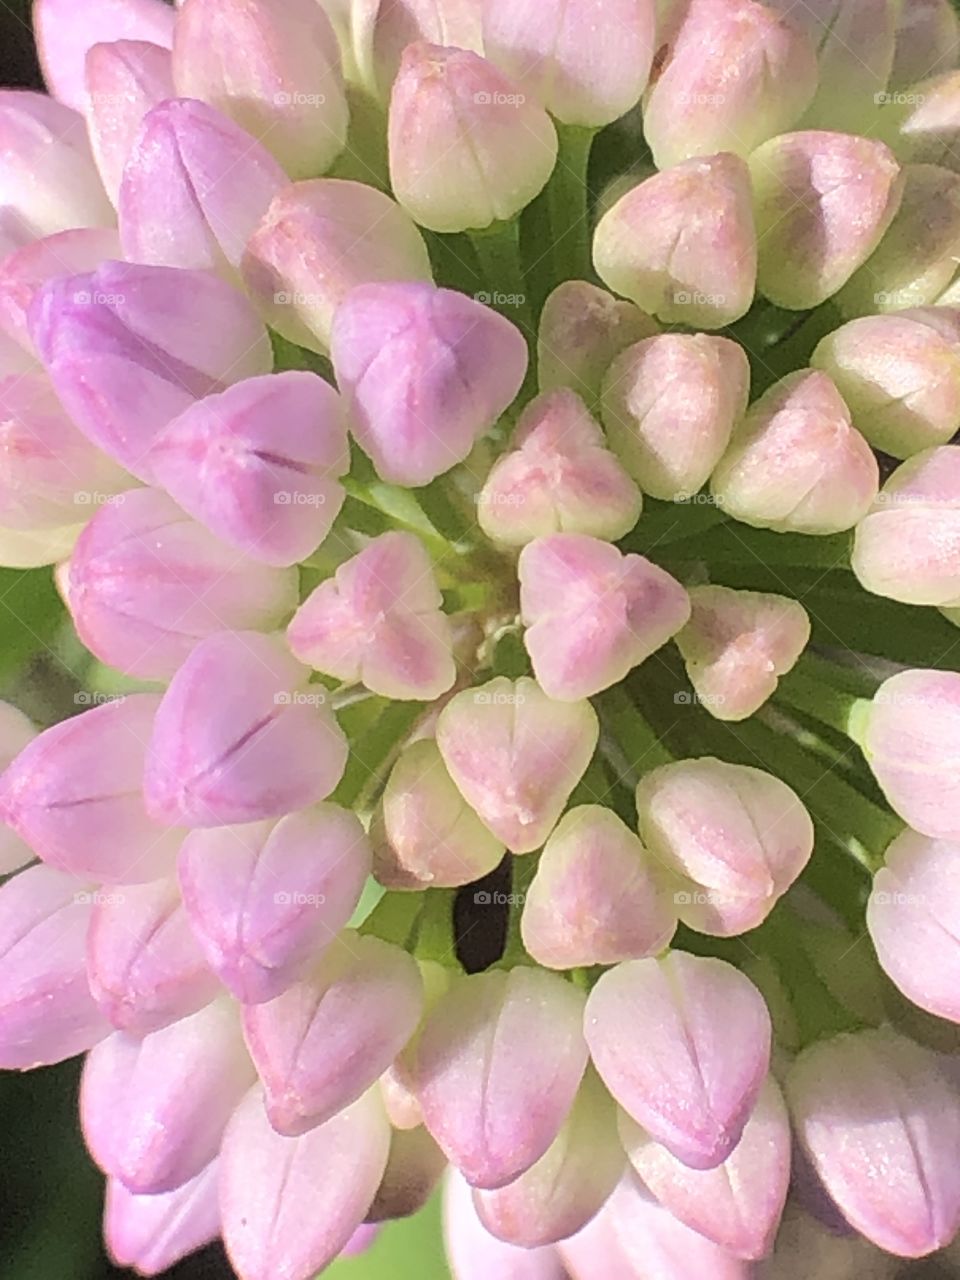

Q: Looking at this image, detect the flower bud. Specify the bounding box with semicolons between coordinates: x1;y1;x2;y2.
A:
521;805;676;968
147;371;348;567
60;488;299;681
444;1169;568;1280
676;585;811;723
243;931;423;1134
0;521;85;569
519;534;690;702
711;370;879;535
104;1162;219;1277
331;282;528;486
750;131;903;310
622;1076;791;1259
411;967;588;1188
30;262;272;482
0;694;180;884
0;864;109;1068
585;952;772;1169
119;98;287;274
642;0;817;169
241;178;433;355
347;0;484;102
813;314;960;457
601;333;750;501
537;280;657;404
436;676;599;853
374;738;504;889
84;39;174;204
220;1086;391;1280
787;1028;960;1256
388;43;558;232
172;0;349;178
482;0;654;127
593;153;756;328
81;998;256;1194
891;0;960;90
287;531;455;701
366;1123;447;1222
891;70;960;173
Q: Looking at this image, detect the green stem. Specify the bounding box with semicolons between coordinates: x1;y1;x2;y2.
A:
773;666;861;737
496;854;540;969
597;686;673;788
359;891;423;948
468;220;535;336
414;888;457;965
544;124;595;286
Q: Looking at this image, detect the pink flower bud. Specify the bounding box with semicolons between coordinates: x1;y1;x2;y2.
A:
444;1169;568;1280
0;694;180;884
891;0;960;90
119;98;287;274
367;1123;447;1222
172;0;349;178
711;370;879;535
244;931;423;1134
104;1161;219;1277
30;262;272;482
601;333;750;501
436;677;599;853
482;0;655;127
594;153;757;329
145;631;348;828
521;805;677;968
347;0;484;102
375;737;504;889
0;864;109;1067
220;1085;391;1280
388;43;558;232
787;1027;960;1256
332;282;528;486
750;131;903;310
623;1075;791;1259
642;0;817;169
60;489;299;681
585;952;772;1169
477;389;642;547
676;585;811;723
147;371;348;567
241;178;433;355
519;533;691;701
81;997;256;1193
178;805;370;1004
411;967;589;1188
537;280;658;404
84;39;174;204
287;531;456;700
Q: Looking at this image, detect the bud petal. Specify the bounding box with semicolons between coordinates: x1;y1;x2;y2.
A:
585;952;772;1169
892;70;960;173
367;1123;446;1222
537;280;657;404
891;0;960;90
436;677;599;853
104;1161;220;1277
347;0;484;102
444;1169;568;1280
84;39;174;204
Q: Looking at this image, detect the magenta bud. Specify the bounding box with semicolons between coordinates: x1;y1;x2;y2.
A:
84;39;174;204
60;488;299;681
0;694;180;884
241;178;433;355
519;533;691;701
145;631;348;828
444;1169;569;1280
178;805;371;1004
521;805;677;969
287;531;456;701
411;967;589;1189
537;280;658;404
147;371;348;566
436;676;599;853
585;952;772;1169
601;332;750;501
29;262;272;482
787;1027;960;1256
331;281;528;486
891;0;960;90
594;153;757;328
104;1161;220;1277
220;1085;391;1280
367;1123;447;1223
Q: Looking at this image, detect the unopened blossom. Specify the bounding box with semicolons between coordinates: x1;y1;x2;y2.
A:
103;1160;219;1277
890;0;959;89
444;1169;568;1280
891;70;960;173
366;1123;446;1223
340;0;484;103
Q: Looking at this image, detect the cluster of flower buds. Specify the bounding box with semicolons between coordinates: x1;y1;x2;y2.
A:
4;0;960;1277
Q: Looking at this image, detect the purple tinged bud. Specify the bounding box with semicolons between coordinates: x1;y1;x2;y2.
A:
411;967;589;1189
891;0;960;90
537;280;658;404
145;631;348;828
331;281;528;487
84;39;174;205
147;371;348;567
366;1123;447;1223
519;533;691;701
786;1027;960;1256
594;153;757;329
287;531;456;701
585;952;772;1170
444;1169;568;1280
436;676;599;853
601;332;750;501
178;805;371;1004
388;43;558;233
521;805;677;969
104;1161;220;1277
